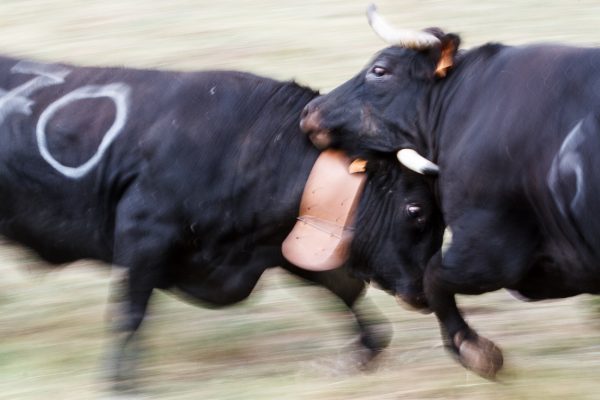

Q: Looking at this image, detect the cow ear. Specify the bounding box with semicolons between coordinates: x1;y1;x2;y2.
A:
433;33;460;78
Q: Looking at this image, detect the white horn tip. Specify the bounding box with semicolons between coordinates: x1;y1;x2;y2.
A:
366;4;440;49
397;149;439;175
366;3;377;24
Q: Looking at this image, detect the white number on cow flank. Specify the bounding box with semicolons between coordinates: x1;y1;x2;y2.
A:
547;119;585;216
0;61;70;125
0;61;131;179
36;83;130;179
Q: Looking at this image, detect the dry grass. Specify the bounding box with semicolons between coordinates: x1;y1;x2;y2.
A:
1;1;600;399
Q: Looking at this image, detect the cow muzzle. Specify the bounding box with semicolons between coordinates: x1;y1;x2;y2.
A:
300;103;332;149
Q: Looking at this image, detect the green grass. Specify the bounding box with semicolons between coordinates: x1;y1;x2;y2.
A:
2;1;600;399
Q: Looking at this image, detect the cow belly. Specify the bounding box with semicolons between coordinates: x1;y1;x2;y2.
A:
0;208;111;264
171;268;265;308
511;259;593;300
170;246;281;307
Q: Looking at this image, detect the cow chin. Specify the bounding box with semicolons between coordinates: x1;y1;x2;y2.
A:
395;293;431;314
308;130;333;150
369;276;430;313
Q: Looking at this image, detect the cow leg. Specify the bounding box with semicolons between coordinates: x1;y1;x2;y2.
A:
424;252;504;379
105;267;144;389
424;208;537;379
282;264;392;366
106;246;172;390
106;194;181;390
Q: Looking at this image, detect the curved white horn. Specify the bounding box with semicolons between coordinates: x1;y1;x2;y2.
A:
397;149;439;175
367;4;440;49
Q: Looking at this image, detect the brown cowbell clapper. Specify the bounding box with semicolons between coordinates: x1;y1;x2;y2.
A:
282;150;366;271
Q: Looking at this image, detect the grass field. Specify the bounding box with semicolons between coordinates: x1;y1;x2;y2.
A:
1;1;600;399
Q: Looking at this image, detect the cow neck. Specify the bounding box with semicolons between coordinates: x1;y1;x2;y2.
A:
421;55;470;167
416;81;455;220
418;90;442;167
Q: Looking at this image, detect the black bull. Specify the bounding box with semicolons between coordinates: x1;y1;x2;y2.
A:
0;56;442;383
302;30;600;378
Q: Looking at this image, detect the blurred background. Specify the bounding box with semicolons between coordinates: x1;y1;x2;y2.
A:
2;1;600;399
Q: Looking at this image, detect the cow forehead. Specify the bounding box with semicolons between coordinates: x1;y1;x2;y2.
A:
369;46;415;64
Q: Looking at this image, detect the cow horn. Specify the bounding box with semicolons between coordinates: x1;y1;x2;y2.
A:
397;149;439;175
366;4;440;49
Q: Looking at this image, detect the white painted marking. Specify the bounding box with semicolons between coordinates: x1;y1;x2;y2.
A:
547;120;585;215
0;61;132;178
210;86;216;95
36;83;131;179
441;227;453;257
0;61;70;125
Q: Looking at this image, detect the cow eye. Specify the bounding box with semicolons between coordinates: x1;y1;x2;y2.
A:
405;204;423;219
405;204;427;227
370;65;389;78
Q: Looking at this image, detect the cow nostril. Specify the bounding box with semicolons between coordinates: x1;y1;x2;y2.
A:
300;104;322;133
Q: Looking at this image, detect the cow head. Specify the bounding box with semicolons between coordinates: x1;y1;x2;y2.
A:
299;5;455;308
351;156;444;310
300;4;460;175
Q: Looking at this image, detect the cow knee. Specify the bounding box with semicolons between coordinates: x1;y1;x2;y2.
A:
439;247;504;293
439;210;537;293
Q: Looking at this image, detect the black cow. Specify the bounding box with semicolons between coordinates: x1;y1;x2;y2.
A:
0;54;442;387
301;5;600;379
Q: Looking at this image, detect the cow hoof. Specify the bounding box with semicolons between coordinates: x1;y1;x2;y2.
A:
345;323;391;371
351;346;381;372
454;332;503;379
360;321;393;354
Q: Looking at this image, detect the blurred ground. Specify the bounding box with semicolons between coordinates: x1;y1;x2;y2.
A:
1;1;600;399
